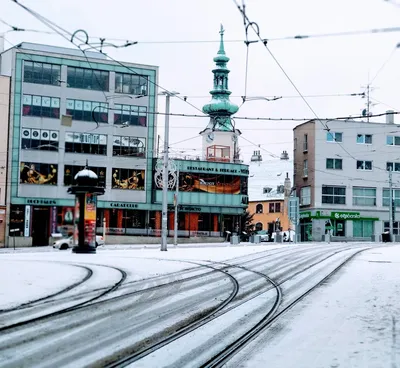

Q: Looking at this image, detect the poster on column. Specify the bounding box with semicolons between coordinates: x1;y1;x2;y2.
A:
73;197;80;246
84;193;97;246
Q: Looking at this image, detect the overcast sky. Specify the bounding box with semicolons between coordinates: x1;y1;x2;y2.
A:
2;0;400;165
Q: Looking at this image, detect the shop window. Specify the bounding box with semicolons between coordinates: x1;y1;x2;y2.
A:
9;205;25;236
67;67;109;91
65;132;107;155
66;99;108;123
20;162;58;185
353;220;374;237
113;104;147;127
240;176;248;195
177;172;241;194
256;204;263;214
24;61;61;86
113;136;146;157
384;221;400;235
123;210;146;229
115;72;148;95
255;222;263;231
352;187;376;206
322;186;346;204
64;165;106;187
21;128;59;151
112;168;145;190
22;94;60;119
269;202;281;213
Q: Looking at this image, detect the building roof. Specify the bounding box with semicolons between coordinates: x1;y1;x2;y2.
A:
248;152;293;202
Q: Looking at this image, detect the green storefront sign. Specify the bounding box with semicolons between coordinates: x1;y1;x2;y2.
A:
331;211;360;220
300;211;312;219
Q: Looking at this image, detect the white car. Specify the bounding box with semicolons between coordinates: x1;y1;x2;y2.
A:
53;236;105;250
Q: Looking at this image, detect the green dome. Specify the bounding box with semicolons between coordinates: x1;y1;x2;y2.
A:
201;25;239;131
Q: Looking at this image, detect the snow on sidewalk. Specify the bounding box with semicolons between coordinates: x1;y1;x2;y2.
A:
235;244;400;368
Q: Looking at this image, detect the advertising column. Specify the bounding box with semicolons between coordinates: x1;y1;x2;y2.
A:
73;196;80;246
84;193;97;246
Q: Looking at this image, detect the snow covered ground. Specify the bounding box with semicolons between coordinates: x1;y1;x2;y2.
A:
232;244;400;368
1;241;397;368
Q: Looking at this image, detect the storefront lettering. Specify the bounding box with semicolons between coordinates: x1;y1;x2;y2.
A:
179;205;202;212
185;166;249;175
332;212;361;220
26;199;57;205
110;203;138;209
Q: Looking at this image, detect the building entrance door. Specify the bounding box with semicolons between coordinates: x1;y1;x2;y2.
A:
32;207;50;246
334;219;345;237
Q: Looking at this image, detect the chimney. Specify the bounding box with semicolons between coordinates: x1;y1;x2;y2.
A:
284;172;292;198
280;150;289;160
250;150;262;162
386;110;394;125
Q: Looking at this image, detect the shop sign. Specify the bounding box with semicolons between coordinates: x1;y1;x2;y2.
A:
178;205;202;212
185;166;249;175
24;205;31;237
26;198;57;206
300;211;311;219
331;212;360;220
109;202;138;209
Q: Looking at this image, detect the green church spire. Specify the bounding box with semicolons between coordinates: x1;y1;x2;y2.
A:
202;25;239;132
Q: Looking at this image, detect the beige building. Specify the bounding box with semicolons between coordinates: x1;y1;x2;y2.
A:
0;75;10;245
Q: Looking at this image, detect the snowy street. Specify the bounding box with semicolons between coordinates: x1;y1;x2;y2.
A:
0;242;398;367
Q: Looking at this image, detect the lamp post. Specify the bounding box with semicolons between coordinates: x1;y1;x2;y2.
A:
159;91;179;251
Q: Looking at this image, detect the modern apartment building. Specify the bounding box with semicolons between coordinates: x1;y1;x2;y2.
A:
0;31;248;246
293;116;399;241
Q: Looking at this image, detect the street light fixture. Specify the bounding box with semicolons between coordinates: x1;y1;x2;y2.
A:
159;90;179;251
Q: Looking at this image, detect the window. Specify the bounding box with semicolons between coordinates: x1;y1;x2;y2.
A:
67;67;109;91
24;61;61;86
112;168;145;190
20;162;58;185
322;186;346;204
352;187;376;206
382;188;400;207
115;72;148;95
303;159;308;177
356;160;372;170
114;104;147;127
353;221;374;237
300;186;311;206
255;222;263;231
327;132;343;142
112;136;146;157
326;158;342;170
384;221;400;235
356;134;372;144
64;165;106;187
386;135;400;146
386;162;400;172
66;99;108;123
303;134;308;151
21;128;59;151
241;177;248;195
256;204;263;214
22;94;60;118
65;132;107;155
9;205;25;237
269;202;281;213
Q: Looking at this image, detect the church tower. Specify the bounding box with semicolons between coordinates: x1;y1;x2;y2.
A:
200;25;241;163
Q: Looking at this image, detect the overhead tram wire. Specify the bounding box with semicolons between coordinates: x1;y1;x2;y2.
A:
12;1;206;116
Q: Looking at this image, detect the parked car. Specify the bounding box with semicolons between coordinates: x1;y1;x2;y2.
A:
53;236;105;250
256;230;269;242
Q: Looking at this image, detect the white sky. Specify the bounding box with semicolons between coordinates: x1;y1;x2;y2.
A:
2;0;400;167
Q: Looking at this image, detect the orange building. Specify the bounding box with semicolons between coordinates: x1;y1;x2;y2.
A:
248;150;293;235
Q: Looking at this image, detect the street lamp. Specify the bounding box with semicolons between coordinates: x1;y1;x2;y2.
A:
159;91;179;251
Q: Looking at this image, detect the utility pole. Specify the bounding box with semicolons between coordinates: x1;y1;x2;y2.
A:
174;164;179;246
159;91;179;251
389;167;394;242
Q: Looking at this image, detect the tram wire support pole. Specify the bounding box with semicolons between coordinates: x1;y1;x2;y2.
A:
389;167;394;242
174;164;179;247
159;91;179;251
